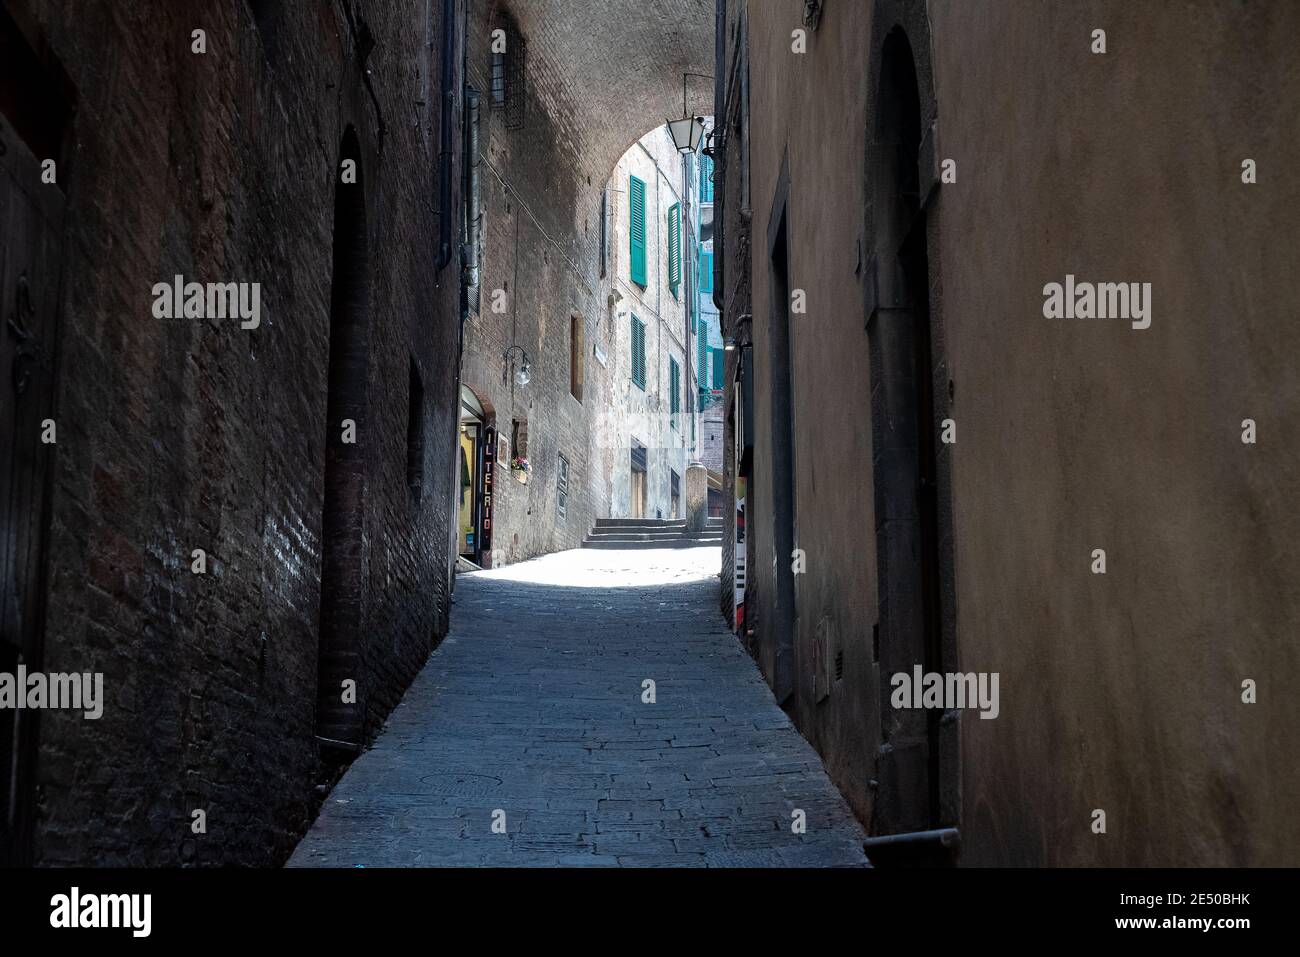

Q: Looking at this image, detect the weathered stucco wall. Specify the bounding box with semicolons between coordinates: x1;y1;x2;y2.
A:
732;0;1300;864
603;129;691;521
929;0;1300;866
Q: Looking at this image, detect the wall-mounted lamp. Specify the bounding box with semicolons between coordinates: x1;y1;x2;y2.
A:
724;337;737;352
503;344;531;386
702;125;720;161
667;72;713;154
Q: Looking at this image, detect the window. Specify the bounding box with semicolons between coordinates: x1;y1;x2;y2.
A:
669;356;681;430
556;453;569;519
511;418;528;466
629;174;647;286
667;203;681;297
570;313;584;400
712;347;724;392
697;319;708;390
699;248;713;295
249;0;282;63
490;16;526;129
599;188;608;278
699;154;714;203
407;359;425;504
630;314;646;389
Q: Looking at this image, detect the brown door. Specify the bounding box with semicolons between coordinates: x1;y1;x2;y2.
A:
631;467;646;519
0;109;64;865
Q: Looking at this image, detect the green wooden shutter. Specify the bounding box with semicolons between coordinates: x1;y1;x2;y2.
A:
669;356;680;427
699;155;714;203
712;347;724;390
667;203;680;297
699;248;713;295
697;320;708;390
629;175;647;286
630;314;646;389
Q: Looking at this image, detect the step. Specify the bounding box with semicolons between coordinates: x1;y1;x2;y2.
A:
581;538;722;550
585;532;691;542
594;518;686;528
587;526;685;535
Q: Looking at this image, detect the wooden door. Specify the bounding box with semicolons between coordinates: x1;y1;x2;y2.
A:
631;468;645;519
0;109;64;865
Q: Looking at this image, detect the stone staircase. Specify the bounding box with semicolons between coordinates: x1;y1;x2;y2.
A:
581;516;724;549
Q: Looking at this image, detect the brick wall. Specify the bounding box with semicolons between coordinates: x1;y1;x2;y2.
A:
12;0;463;865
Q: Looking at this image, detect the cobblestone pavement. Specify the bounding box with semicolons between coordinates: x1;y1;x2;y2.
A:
288;547;869;867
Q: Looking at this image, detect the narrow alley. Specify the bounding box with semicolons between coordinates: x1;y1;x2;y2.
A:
289;546;867;867
1;0;1295;898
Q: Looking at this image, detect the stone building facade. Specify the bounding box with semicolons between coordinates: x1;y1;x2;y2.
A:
715;0;1300;866
600;127;694;521
0;0;466;865
456;1;712;560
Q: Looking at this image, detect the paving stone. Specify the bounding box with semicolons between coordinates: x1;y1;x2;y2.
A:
287;548;868;867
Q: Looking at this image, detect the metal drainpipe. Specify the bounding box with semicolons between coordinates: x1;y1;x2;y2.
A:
464;88;481;294
713;0;726;312
862;827;962;866
683;152;696;459
436;0;455;269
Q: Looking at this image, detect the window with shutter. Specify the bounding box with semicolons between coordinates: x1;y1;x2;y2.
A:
630;314;646;390
699;154;714;203
697;320;708;389
667;203;681;297
712;347;724;391
629;175;647;286
556;454;569;519
669;356;680;429
699;249;713;295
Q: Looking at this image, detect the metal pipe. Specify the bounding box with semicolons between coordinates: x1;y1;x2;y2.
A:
712;0;726;312
436;0;455;269
463;87;481;293
862;827;961;865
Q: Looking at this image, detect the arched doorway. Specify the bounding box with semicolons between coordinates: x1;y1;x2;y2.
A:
316;127;370;752
866;22;957;846
456;384;496;567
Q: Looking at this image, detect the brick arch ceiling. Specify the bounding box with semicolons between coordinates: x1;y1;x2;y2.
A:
504;0;715;184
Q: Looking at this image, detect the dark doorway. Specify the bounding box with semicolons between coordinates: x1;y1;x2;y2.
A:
0;12;69;865
406;358;426;507
868;25;946;836
630;444;647;518
768;209;796;706
458;392;483;562
316;127;370;752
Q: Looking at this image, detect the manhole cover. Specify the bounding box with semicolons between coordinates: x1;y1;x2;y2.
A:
420;771;504;796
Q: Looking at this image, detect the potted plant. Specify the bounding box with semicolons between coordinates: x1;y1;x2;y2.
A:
511;455;530;484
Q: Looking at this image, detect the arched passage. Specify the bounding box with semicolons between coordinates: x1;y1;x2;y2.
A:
317;126;371;752
485;0;714;193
